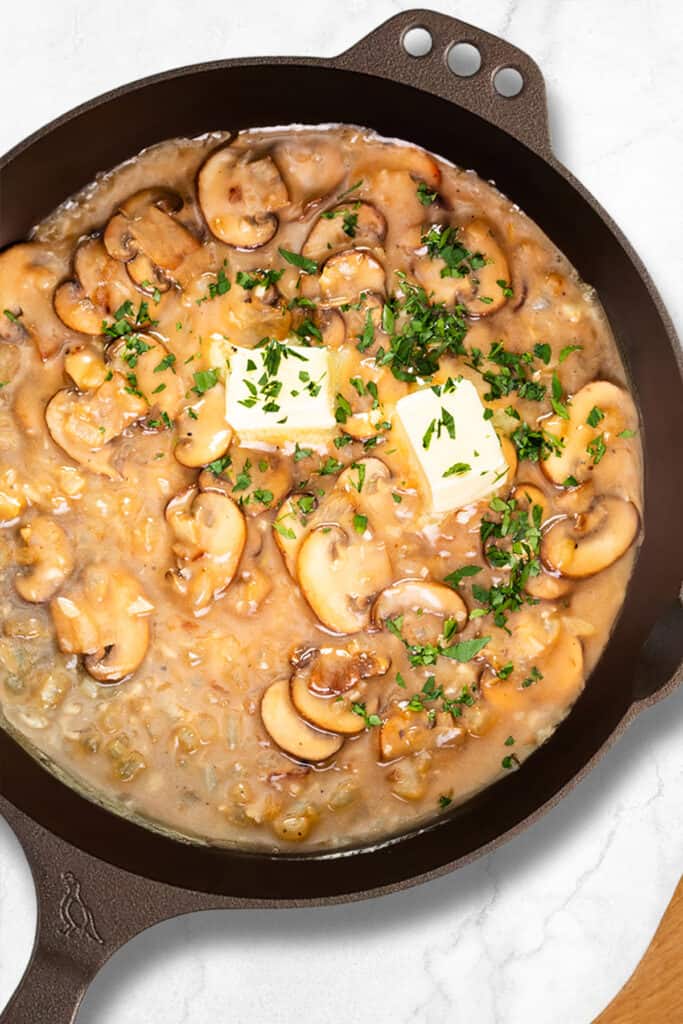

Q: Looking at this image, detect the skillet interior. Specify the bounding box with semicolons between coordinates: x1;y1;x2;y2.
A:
0;63;681;901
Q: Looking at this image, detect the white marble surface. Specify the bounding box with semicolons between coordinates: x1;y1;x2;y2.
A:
0;2;681;1021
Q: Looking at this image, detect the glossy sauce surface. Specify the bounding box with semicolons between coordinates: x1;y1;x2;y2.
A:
0;127;641;850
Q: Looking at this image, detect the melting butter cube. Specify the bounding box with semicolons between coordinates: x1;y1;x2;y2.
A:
226;342;335;442
395;379;507;513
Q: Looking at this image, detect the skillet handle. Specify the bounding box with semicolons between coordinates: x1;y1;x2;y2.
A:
0;796;220;1024
335;9;552;158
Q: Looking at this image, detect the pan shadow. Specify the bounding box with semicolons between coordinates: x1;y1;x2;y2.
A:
76;683;683;1021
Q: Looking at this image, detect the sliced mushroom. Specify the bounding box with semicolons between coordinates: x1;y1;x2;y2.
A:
197;146;289;248
372;579;468;646
380;708;464;762
45;374;148;478
103;188;200;292
64;345;108;390
412;219;510;315
341;291;387;353
273;491;319;576
107;336;184;419
541;496;639;578
290;669;371;735
302;202;386;263
0;243;67;358
291;305;345;348
201;449;291;516
355;145;441;187
481;627;583;713
297;516;393;634
50;564;152;683
0;469;27;524
221;277;291;345
541;380;637;485
15;517;74;603
295;646;391;695
336;456;391;516
261;677;344;762
174;384;232;468
165;487;246;610
510;483;573;599
54;237;132;335
274;137;346;207
317;250;386;304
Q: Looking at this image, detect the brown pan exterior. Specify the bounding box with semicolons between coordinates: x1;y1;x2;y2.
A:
0;10;681;1023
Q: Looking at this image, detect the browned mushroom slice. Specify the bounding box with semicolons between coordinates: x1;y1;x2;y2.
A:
341;291;386;353
380;711;426;761
165;487;247;610
174;385;232;468
541;496;639;578
302;202;386;263
336;457;392;518
54;237;133;335
15;517;74;603
482;627;584;713
50;564;153;683
412;219;511;315
45;374;148;478
0;243;66;357
318;250;386;304
222;278;291;344
104;187;200;292
64;345;109;390
261;678;344;762
297;646;391;695
290;304;346;348
273;491;319;577
200;450;291;516
107;336;184;420
274;137;346;206
372;579;468;646
355;145;441;187
197;146;289;248
297;520;393;635
290;671;370;736
541;380;637;485
510;483;573;599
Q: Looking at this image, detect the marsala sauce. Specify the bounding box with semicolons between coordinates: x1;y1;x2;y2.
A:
0;127;641;850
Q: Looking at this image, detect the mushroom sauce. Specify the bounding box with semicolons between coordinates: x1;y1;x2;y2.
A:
0;127;642;850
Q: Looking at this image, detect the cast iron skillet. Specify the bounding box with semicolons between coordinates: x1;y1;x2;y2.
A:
0;10;681;1023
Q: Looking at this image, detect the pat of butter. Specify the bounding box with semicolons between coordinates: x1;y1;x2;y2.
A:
396;379;507;513
225;342;335;442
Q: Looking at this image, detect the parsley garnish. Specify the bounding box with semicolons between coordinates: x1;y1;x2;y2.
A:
587;433;607;464
351;703;382;728
421;224;487;279
192;368;219;395
444;565;482;589
586;406;605;428
416;182;438;205
278;247;318;274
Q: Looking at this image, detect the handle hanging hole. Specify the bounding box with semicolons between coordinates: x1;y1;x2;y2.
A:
447;42;482;77
493;66;524;97
402;27;433;58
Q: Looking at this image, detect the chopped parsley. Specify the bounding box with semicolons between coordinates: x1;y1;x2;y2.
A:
587;433;607;464
3;309;20;324
444;565;483;589
511;422;564;462
421;224;487;279
416;182;438;206
497;279;515;299
191;368;219;395
278;247;318;274
318;456;343;476
334;393;352;424
559;344;582;363
438;794;453;810
154;352;176;374
351;702;382;728
353;513;368;534
443;462;471;478
236;268;283;290
208;267;231;299
586;406;605;428
550;371;570;419
206;455;232;475
472;495;544;627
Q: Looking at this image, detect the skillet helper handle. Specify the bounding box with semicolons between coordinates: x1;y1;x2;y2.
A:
0;797;212;1024
336;9;552;158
